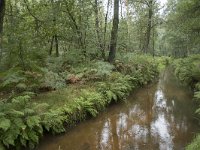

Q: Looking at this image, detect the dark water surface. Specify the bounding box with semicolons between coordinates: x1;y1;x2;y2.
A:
37;69;199;150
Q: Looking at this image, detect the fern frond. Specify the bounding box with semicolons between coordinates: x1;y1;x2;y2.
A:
0;118;11;131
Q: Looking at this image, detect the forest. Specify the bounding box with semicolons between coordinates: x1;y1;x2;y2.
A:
0;0;199;149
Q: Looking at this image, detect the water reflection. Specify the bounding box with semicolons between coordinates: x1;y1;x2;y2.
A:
37;69;199;150
100;119;112;149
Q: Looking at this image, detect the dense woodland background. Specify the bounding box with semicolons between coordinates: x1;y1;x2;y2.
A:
0;0;200;149
0;0;199;70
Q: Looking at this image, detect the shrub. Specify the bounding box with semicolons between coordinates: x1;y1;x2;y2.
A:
97;73;136;102
0;54;161;149
0;68;43;92
173;55;200;149
173;55;200;87
41;70;66;90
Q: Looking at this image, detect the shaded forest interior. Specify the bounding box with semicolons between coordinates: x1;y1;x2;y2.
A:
0;0;199;149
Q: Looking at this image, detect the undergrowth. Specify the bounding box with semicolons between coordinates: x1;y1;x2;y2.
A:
0;54;161;149
172;55;200;150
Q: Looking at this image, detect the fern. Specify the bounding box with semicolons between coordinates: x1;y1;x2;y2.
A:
0;118;11;131
76;99;98;117
94;61;114;77
42;70;66;90
0;95;48;149
42;109;66;134
26;116;41;129
0;54;161;149
194;91;200;101
186;134;200;150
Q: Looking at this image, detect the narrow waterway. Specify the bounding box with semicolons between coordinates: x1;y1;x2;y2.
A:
37;68;199;150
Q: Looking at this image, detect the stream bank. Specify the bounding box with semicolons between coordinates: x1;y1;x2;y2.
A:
37;68;199;150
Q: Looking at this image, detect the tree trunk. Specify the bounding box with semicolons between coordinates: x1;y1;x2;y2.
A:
94;0;105;60
55;34;59;57
103;0;110;53
152;26;155;57
108;0;119;63
125;0;131;51
0;0;6;51
18;41;26;71
49;35;54;55
0;0;5;36
49;35;59;57
0;0;5;61
144;0;153;53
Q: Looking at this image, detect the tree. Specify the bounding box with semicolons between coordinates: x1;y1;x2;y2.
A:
143;0;153;53
159;0;200;57
0;0;5;61
0;0;5;36
108;0;119;63
94;0;105;60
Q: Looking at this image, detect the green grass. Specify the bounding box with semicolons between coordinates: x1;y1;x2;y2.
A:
33;83;97;109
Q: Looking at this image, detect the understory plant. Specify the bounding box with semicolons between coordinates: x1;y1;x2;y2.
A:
0;54;160;149
172;55;200;149
0;95;49;150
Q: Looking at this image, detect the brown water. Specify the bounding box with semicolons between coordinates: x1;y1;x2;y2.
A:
37;68;199;150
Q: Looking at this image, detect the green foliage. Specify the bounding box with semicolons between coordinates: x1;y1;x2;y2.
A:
194;91;200;101
78;90;105;113
93;61;114;77
41;70;66;90
0;68;43;93
42;109;66;134
173;55;200;149
186;134;200;150
0;95;49;149
98;73;133;102
68;61;114;82
173;55;200;87
116;54;159;80
157;56;171;71
160;0;200;57
0;69;26;91
0;54;160;149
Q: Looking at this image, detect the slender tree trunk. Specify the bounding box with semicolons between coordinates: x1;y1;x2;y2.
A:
139;22;142;50
49;35;54;55
108;0;119;63
0;0;5;61
55;34;59;57
144;0;153;53
49;34;59;57
94;0;105;60
0;0;5;36
19;41;26;71
152;26;155;57
103;0;110;53
125;0;131;51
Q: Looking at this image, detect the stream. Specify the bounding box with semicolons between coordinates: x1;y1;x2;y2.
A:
37;68;199;150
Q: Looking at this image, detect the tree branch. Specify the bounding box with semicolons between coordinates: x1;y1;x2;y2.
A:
23;0;43;22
